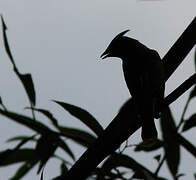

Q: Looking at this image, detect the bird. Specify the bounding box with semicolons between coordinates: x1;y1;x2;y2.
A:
100;30;165;144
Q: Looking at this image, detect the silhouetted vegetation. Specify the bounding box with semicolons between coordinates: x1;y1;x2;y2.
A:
0;15;195;180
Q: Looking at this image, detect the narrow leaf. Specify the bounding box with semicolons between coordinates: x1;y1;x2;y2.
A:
58;126;96;147
1;15;15;65
36;135;58;174
13;134;37;151
18;73;36;106
182;114;196;132
40;168;44;180
160;107;180;177
60;162;68;174
189;86;196;100
194;48;196;72
26;107;58;126
0;109;54;134
0;149;38;166
176;173;185;179
134;139;163;152
99;153;160;180
0;109;75;160
57;138;75;161
1;16;36;106
53;100;103;136
10;160;38;180
176;133;196;158
7;135;36;143
0;96;2;104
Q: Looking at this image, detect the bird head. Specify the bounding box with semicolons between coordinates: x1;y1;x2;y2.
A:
100;30;130;59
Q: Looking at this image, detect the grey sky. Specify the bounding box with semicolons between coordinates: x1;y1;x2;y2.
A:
0;0;195;179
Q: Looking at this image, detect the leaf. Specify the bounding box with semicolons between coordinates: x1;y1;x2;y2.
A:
53;100;103;136
0;148;38;166
40;168;44;180
194;48;196;72
189;86;196;100
60;162;68;174
182;114;196;132
58;126;96;147
26;107;58;126
160;107;180;178
10;160;38;180
1;16;36;106
7;135;36;143
18;73;36;106
1;15;15;65
13;134;37;151
134;139;163;152
176;173;185;179
0;109;75;160
176;133;196;158
154;154;161;163
0;96;2;104
98;153;159;180
36;135;58;174
0;109;54;134
56;138;75;161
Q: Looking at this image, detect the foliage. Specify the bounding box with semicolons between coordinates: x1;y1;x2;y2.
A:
0;16;196;180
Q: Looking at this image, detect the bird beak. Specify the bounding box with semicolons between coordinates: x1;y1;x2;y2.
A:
100;50;110;59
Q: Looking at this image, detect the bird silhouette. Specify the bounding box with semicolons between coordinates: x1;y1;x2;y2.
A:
101;30;165;143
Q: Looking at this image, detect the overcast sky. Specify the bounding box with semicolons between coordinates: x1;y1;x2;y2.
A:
0;0;195;179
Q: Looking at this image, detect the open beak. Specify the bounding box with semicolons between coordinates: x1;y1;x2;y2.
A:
100;50;110;59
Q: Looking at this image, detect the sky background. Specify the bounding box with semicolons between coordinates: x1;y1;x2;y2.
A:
0;0;196;179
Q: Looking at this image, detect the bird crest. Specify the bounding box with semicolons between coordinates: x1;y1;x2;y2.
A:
115;29;130;39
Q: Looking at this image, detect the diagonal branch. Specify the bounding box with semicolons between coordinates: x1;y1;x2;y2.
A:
163;17;196;81
164;73;196;106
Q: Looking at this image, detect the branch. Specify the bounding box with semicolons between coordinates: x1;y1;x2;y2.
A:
164;73;196;106
163;17;196;81
63;17;196;180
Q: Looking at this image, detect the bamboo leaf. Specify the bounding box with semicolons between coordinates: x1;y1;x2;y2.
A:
7;135;36;142
40;168;44;180
60;162;68;174
1;15;15;65
0;109;53;134
0;96;2;105
0;148;38;166
134;139;163;152
182;114;196;132
189;86;196;100
36;135;58;174
99;153;161;180
160;107;180;178
0;109;75;161
10;160;38;180
57;138;75;161
26;107;58;126
18;73;36;106
13;134;37;151
1;16;36;106
53;100;103;136
58;126;96;147
194;48;196;72
176;133;196;158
